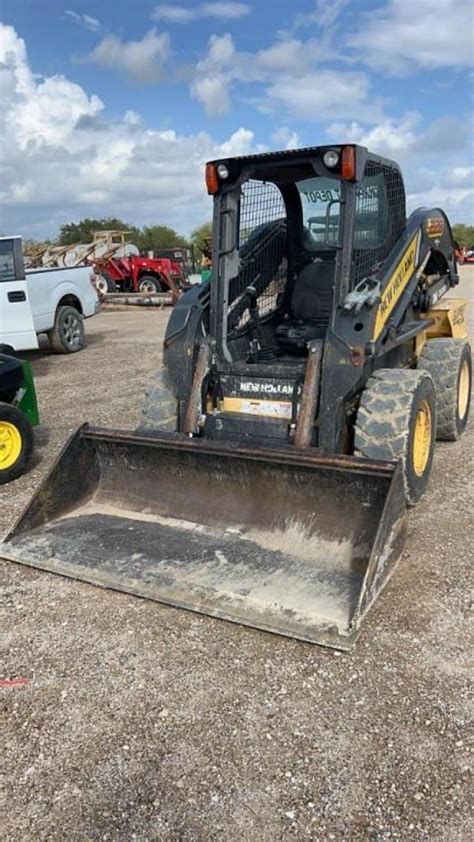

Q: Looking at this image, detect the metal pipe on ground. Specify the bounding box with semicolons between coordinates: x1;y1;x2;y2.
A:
103;293;174;307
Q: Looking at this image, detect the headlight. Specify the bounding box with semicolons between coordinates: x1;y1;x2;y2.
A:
323;149;340;168
217;163;229;179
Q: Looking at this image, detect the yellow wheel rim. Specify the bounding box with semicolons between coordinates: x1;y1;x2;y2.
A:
0;421;22;470
458;360;470;420
413;399;432;477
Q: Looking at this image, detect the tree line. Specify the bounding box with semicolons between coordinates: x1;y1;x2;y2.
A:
452;224;474;248
23;217;213;260
22;218;474;258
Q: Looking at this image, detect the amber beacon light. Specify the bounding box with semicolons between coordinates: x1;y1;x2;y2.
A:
205;163;219;195
341;146;356;180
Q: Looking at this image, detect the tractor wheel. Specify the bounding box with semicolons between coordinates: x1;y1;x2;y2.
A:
139;275;163;294
139;367;178;432
418;338;471;440
354;369;436;505
0;403;34;484
48;306;85;354
95;273;117;295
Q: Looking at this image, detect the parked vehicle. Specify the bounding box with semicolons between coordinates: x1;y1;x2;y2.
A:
24;230;139;269
0;236;100;353
154;246;194;281
93;254;187;297
3;143;471;651
0;349;40;483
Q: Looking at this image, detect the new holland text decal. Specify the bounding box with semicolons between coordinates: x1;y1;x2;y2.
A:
372;232;420;341
239;382;293;395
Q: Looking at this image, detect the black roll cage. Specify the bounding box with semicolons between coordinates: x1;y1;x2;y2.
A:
208;145;402;363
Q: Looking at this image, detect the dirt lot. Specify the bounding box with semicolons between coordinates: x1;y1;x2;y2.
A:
1;269;473;840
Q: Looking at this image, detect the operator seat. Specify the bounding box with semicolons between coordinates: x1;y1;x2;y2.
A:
275;258;335;353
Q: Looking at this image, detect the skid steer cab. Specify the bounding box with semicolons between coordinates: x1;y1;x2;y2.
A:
158;144;471;500
2;144;471;650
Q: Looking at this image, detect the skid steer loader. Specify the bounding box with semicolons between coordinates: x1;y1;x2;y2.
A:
2;144;471;649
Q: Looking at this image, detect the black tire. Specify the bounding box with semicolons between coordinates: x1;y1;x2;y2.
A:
138;275;163;294
0;402;34;484
95;273;118;295
354;369;436;505
418;338;471;441
139;368;178;432
48;306;85;354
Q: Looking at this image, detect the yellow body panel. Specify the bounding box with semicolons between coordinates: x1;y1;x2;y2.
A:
373;233;420;341
424;298;468;340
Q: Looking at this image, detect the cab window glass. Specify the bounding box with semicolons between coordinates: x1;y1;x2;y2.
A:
0;241;15;282
297;177;341;249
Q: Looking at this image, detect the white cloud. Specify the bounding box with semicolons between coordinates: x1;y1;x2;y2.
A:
326;114;419;155
152;2;251;23
271;127;300;150
206;31;235;63
190;33;235;114
263;70;377;121
326;115;474;221
0;23;103;149
287;0;350;34
349;0;474;73
191;74;231;114
256;38;331;72
0;23;263;239
65;10;101;32
85;29;171;82
188;32;377;120
327;114;473;160
151;4;195;23
201;2;251;18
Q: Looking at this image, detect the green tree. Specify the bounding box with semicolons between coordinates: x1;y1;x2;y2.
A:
58;218;138;245
452;224;474;248
135;225;188;253
191;222;212;260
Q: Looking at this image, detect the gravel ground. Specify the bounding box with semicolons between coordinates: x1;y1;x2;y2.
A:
1;269;473;840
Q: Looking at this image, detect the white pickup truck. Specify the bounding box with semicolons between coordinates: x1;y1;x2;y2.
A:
0;235;100;353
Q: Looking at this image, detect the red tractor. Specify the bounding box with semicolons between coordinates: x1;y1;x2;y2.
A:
93;254;185;297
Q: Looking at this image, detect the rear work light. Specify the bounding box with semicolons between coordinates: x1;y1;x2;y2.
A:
323;149;340;168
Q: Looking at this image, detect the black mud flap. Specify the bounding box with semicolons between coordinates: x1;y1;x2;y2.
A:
0;426;407;650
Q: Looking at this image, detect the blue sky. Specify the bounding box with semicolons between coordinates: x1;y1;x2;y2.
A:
1;0;472;238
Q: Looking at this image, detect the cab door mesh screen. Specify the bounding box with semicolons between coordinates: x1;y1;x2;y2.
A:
228;181;287;332
352;162;406;287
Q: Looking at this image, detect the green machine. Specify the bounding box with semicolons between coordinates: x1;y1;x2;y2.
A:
0;350;39;484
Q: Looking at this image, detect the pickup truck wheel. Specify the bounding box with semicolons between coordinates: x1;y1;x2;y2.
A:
138;275;163;294
48;306;85;354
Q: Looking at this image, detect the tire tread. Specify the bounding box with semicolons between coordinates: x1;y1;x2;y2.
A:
418;338;471;440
